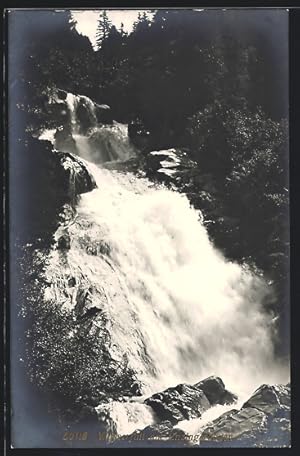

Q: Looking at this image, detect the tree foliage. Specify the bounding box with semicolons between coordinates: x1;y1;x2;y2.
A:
25;298;139;404
96;10;112;49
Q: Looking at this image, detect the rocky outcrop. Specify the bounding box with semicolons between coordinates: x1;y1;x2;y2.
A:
145;148;197;182
242;383;290;413
200;384;290;447
194;376;238;406
144;376;236;425
145;384;211;424
34;88;113;137
119;379;290;447
142;148;220;217
57;151;96;198
10;133;96;246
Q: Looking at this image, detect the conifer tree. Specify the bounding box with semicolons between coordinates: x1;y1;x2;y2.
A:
96;10;112;49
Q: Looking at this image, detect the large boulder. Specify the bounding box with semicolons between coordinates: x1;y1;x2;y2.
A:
242;384;290;414
144;376;237;425
57;151;97;198
200;407;266;444
194;376;237;406
145;383;211;424
200;383;290;447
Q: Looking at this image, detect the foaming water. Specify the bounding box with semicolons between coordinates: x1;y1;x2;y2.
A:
96;401;156;436
65;92;135;163
176;396;248;441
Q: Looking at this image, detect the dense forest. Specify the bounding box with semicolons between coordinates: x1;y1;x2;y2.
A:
9;8;289;355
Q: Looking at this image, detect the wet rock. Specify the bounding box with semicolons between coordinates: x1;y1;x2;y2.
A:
145;148;199;185
200;384;290;447
145;383;211;424
57;233;71;250
201;407;266;444
57;151;97;197
194;376;237;406
242;384;290;414
57;88;68;100
144;377;237;426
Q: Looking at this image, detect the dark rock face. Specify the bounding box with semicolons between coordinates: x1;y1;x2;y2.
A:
201;407;266;443
200;384;291;447
194;376;237;406
145;383;211;424
10;134;96;247
57;151;97;198
144;376;237;425
57;88;68;101
57;233;71;250
35;88;113;137
145;148;198;181
242;384;290;414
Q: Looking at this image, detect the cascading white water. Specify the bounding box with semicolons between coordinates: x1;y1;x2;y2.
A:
74;164;288;397
65;93;134;163
43;92;289;434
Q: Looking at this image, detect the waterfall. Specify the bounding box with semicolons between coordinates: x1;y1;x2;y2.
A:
42;93;289;430
64;92;135;163
72;164;287;398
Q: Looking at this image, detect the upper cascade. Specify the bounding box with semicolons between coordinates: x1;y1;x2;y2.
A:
39;88;136;164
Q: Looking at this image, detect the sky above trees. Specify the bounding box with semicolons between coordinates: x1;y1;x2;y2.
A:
72;10;155;48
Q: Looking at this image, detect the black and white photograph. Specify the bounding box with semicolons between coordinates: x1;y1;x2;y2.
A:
7;7;290;448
